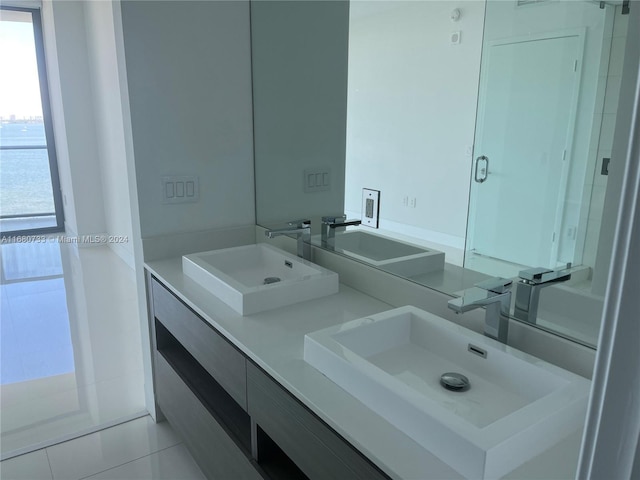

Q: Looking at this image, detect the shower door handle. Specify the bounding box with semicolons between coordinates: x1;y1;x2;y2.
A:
474;155;489;183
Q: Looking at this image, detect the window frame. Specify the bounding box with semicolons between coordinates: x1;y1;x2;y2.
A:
0;5;65;238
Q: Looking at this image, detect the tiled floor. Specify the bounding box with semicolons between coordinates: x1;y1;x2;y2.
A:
1;241;146;458
0;241;206;478
0;416;205;479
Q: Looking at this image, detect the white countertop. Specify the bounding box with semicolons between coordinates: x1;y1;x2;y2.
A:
146;256;583;480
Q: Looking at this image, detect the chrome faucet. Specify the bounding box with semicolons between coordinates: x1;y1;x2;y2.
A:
514;264;572;324
447;278;513;344
265;219;312;261
321;215;361;248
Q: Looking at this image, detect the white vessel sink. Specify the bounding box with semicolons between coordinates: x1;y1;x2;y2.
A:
183;244;338;315
304;306;590;479
318;231;444;277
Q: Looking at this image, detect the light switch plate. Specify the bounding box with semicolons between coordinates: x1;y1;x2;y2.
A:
362;188;380;228
162;176;199;204
304;167;331;193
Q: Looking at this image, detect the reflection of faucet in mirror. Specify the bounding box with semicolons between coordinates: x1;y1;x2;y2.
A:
321;215;362;248
514;265;572;325
265;219;312;261
252;0;632;348
448;278;513;344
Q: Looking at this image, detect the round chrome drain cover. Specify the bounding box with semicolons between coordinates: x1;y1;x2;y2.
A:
263;276;281;285
440;372;470;392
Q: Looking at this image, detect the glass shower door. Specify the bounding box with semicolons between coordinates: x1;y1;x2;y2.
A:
466;31;583;274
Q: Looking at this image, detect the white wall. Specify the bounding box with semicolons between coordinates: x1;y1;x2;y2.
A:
119;1;255;239
41;0;106;238
83;0;134;266
345;1;485;249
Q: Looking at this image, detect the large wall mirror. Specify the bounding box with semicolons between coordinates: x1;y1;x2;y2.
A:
252;0;634;349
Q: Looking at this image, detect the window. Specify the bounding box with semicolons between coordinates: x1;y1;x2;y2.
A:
0;6;64;236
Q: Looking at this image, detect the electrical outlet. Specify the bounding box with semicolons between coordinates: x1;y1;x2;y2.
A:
362;188;380;228
410;197;417;208
162;176;199;204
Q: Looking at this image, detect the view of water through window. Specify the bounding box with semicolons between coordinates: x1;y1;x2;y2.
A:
0;123;54;216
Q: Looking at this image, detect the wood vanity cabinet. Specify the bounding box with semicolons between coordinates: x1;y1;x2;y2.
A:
148;274;389;480
152;277;247;409
150;276;258;479
247;362;388;480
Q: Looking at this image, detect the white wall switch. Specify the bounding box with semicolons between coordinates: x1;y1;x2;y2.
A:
162;176;199;204
362;188;380;228
303;167;331;193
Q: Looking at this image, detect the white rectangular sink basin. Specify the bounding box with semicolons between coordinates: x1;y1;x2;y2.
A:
183;244;338;315
304;306;590;479
317;231;444;277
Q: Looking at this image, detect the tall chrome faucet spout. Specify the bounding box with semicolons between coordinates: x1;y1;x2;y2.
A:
514;264;572;324
448;278;512;344
321;215;362;247
265;219;312;261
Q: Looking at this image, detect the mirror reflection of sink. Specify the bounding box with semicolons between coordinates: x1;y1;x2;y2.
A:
304;306;590;479
315;230;445;277
183;244;338;315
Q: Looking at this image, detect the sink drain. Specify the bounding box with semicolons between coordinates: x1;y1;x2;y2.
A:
440;372;470;392
263;276;281;285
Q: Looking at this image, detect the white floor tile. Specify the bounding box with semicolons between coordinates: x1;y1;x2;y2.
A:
1;371;147;454
1;372;78;409
83;444;205;480
0;449;53;480
46;417;181;480
1;243;146;456
1;380;81;435
1;242;63;281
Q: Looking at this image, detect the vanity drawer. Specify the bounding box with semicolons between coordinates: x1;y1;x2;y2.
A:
155;353;261;480
247;362;389;480
151;278;247;410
